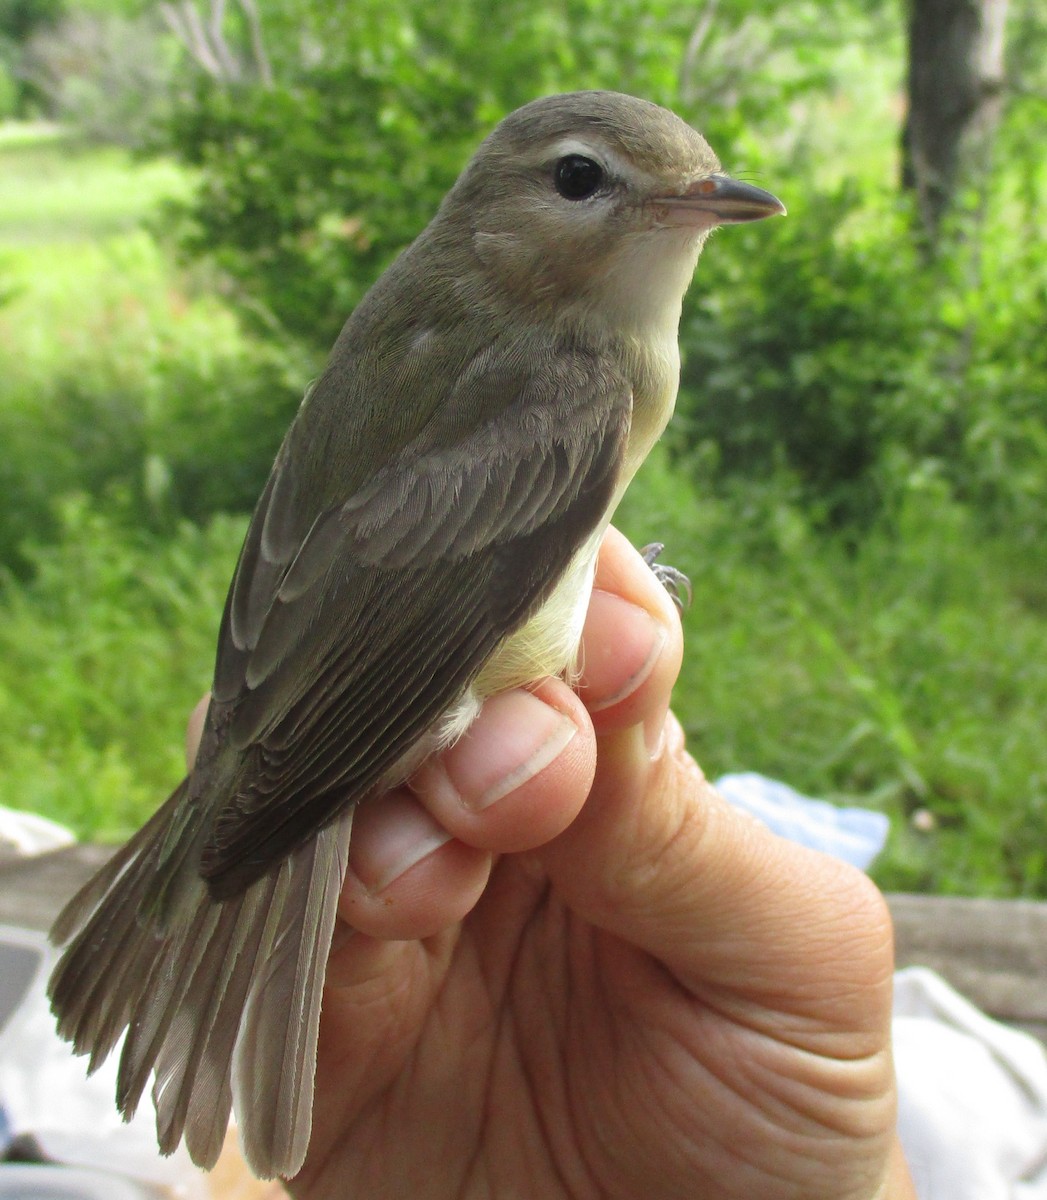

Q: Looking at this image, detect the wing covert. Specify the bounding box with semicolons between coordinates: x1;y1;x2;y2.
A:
200;339;632;896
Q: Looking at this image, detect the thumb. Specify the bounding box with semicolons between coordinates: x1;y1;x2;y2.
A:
540;531;893;1034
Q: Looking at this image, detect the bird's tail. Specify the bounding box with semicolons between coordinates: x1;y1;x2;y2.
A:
47;778;352;1179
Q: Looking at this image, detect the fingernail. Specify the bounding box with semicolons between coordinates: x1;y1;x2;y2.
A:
349;792;453;894
432;689;578;812
582;590;666;712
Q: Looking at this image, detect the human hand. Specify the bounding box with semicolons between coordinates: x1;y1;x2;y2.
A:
187;528;912;1199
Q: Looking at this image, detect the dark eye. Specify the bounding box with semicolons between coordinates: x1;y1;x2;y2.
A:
553;154;605;200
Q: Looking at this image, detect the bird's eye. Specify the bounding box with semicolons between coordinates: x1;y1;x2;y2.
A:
553;155;605;201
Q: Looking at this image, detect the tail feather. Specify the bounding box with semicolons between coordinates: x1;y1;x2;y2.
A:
47;778;353;1180
118;897;220;1116
149;876;278;1160
49;789;177;945
151;900;241;1163
236;812;352;1173
49;788;189;1064
166;881;281;1168
87;921;164;1073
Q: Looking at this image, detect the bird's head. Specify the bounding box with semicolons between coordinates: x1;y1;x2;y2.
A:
436;91;784;337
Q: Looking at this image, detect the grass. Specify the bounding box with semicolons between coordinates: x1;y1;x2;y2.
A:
0;127;192;245
0;127;298;572
0;127;223;395
618;451;1047;898
2;123;1046;899
0;502;243;840
4;453;1044;899
0;127;222;834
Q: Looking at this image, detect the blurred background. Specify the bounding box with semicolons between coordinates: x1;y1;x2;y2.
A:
0;0;1044;897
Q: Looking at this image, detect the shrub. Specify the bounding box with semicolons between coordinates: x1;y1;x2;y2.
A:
154;0;886;348
22;11;186;145
673;168;1047;535
0;500;245;837
0;229;305;572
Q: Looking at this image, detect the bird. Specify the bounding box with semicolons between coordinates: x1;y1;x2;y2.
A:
47;90;784;1180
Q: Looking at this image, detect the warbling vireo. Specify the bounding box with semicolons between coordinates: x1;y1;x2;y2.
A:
48;90;783;1179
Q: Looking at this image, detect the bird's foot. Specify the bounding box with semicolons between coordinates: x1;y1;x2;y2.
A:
640;543;692;615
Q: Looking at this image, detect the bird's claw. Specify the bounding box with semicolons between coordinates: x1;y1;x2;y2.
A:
640;542;692;614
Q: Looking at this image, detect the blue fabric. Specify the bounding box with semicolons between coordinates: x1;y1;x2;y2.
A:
715;772;889;870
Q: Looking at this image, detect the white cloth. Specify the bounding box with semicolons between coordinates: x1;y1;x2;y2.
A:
894;967;1047;1199
0;924;207;1196
0;806;74;857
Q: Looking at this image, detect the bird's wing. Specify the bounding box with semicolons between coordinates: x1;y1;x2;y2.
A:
198;340;631;896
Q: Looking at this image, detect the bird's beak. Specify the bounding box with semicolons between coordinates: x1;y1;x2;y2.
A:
654;174;786;228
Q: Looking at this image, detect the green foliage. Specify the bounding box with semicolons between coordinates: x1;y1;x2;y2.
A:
675;146;1047;535
155;0;889;347
149;0;1046;539
677;185;935;526
156;0;687;345
0;0;61;114
0;135;305;572
0;43;17;117
0;125;191;240
1;0;1046;903
3;462;1044;899
0;0;62;43
21;11;188;145
0;501;243;837
618;452;1047;897
151;0;1047;541
0;230;301;570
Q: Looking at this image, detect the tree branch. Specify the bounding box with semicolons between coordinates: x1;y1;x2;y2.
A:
159;0;225;80
237;0;274;90
206;0;243;83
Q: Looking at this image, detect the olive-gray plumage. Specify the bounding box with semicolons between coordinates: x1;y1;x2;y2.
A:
47;91;783;1179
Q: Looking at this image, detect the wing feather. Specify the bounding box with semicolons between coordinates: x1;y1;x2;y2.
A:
199;345;631;896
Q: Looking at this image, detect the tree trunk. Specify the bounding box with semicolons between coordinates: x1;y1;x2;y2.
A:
901;0;1009;245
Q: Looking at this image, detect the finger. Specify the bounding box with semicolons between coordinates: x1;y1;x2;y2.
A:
338;787;493;941
578;527;684;741
546;716;894;1032
408;678;595;851
339;679;596;941
541;577;894;1043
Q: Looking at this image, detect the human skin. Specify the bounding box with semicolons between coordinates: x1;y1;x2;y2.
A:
186;528;915;1200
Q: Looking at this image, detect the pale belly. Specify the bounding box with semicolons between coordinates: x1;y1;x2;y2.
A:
473;522;604;697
